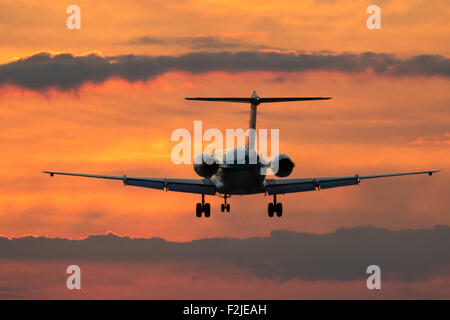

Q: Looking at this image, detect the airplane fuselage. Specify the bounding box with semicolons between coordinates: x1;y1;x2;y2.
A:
205;147;267;195
212;163;266;195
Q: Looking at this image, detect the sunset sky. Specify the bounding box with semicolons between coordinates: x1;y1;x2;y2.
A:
0;0;449;299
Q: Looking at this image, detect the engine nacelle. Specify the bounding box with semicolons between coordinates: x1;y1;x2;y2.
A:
271;153;295;177
193;153;219;178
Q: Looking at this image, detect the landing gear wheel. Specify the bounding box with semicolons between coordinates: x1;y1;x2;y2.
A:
204;203;211;217
221;195;230;213
196;203;202;218
275;203;283;217
268;203;275;217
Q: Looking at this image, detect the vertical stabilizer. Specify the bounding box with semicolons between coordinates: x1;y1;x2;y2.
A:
185;92;331;150
248;91;260;150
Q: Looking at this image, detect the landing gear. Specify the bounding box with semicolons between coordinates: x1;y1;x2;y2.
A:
268;194;283;217
268;203;274;217
204;203;211;217
275;202;282;217
220;195;231;212
196;194;211;218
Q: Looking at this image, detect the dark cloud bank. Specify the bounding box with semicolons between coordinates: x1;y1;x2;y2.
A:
0;51;449;90
1;225;449;282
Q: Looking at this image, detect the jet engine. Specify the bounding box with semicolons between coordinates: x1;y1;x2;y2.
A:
271;153;295;177
193;153;219;178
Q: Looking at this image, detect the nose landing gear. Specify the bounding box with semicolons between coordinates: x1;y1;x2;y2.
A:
268;194;282;217
220;194;230;212
196;194;211;218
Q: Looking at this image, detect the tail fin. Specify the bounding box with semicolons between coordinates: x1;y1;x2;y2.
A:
185;91;331;148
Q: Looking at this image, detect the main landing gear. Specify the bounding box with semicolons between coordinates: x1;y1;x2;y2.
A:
268;194;283;218
196;194;211;218
220;194;230;212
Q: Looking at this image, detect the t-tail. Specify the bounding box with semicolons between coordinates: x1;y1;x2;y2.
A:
185;91;331;149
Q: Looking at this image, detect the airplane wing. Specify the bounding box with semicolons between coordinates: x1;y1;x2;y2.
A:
264;170;439;195
43;171;216;195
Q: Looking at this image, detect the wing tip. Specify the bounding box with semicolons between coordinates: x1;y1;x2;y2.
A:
428;170;440;176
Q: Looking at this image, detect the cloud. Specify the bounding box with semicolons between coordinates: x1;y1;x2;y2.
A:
127;35;268;50
0;286;21;299
1;225;449;282
0;51;449;91
409;133;450;145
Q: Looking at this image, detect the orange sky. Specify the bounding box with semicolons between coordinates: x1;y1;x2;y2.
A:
0;70;448;240
1;0;449;63
0;0;449;241
0;0;449;299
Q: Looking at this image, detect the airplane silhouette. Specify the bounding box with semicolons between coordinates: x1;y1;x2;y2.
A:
44;91;439;218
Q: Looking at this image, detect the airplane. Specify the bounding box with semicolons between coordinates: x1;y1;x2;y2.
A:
44;91;439;218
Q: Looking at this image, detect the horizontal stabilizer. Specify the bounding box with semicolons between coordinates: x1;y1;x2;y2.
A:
185;97;331;104
185;97;253;103
259;97;331;103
